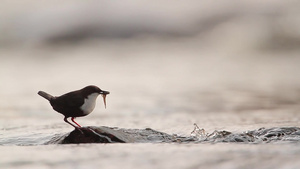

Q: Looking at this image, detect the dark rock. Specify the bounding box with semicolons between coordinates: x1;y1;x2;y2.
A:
61;127;126;144
48;126;176;144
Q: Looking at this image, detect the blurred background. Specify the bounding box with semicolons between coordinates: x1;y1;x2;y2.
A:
1;0;300;131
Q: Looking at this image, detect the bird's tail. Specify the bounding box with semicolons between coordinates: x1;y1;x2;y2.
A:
38;91;53;101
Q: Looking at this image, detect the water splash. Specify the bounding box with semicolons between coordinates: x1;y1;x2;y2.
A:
190;123;207;140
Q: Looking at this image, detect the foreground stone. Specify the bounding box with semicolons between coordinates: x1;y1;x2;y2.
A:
49;126;179;144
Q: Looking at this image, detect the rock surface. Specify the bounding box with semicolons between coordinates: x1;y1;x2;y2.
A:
49;126;179;144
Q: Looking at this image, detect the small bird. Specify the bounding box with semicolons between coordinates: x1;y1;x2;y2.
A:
38;85;110;128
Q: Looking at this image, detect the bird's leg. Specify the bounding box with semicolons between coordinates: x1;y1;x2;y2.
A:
64;117;78;128
71;117;82;128
64;117;84;134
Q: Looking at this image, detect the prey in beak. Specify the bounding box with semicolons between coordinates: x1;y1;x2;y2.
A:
100;90;110;108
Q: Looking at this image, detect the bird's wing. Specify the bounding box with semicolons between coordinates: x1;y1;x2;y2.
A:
53;92;84;108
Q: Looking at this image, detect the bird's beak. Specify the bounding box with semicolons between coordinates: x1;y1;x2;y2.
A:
100;90;110;108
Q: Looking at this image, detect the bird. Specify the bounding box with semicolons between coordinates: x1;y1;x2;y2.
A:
38;85;110;128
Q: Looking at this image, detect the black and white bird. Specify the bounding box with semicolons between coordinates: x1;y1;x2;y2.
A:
38;85;110;128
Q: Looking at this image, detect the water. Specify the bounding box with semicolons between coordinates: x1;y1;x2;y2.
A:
1;42;300;168
1;43;300;168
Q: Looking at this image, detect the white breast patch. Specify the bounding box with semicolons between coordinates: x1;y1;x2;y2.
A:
80;93;99;115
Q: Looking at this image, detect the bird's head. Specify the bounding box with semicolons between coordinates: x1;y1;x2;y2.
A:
82;85;110;108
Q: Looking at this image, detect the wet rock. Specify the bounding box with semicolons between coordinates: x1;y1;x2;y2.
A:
50;126;176;144
61;127;125;144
